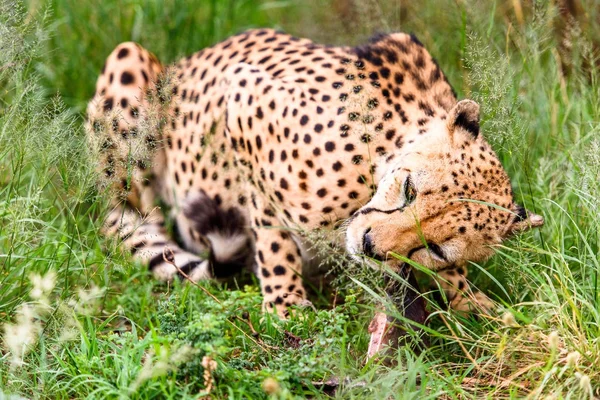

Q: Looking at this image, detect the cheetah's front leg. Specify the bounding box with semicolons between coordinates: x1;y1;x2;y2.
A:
431;266;494;315
249;192;307;317
221;63;314;317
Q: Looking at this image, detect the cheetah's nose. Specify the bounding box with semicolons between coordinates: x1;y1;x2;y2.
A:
362;228;375;257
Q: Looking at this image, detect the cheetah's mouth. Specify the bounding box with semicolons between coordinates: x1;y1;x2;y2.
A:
359;227;448;265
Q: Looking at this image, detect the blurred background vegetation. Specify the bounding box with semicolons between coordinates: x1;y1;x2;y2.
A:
31;0;600;112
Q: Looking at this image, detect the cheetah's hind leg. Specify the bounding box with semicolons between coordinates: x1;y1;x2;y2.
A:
87;42;211;282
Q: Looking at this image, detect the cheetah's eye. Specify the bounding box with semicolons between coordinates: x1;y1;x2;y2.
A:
403;176;417;206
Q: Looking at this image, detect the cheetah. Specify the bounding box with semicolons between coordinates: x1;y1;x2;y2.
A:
87;29;543;318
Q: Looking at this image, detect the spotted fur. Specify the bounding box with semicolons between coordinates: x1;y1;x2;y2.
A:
87;30;543;317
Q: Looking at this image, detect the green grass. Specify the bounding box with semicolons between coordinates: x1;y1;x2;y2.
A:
1;0;600;398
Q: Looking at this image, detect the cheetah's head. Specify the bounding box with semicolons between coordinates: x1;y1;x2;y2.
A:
345;99;543;270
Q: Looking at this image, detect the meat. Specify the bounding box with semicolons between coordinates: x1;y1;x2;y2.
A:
366;266;429;361
367;311;397;359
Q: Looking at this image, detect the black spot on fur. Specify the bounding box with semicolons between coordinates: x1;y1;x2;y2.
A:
409;33;424;47
117;47;129;59
103;97;114;111
514;205;528;222
120;71;135;85
454;111;479;137
273;265;286;275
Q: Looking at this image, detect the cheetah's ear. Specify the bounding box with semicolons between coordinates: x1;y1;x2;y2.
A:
506;204;544;235
447;99;480;141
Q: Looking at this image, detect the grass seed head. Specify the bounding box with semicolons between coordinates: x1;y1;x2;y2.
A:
575;372;592;394
2;304;42;368
29;270;56;300
501;311;519;328
566;351;580;368
263;377;281;395
547;331;560;351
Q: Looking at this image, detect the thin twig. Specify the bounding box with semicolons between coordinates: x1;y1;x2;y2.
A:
332;288;339;308
238;313;259;336
226;319;271;353
162;247;221;304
